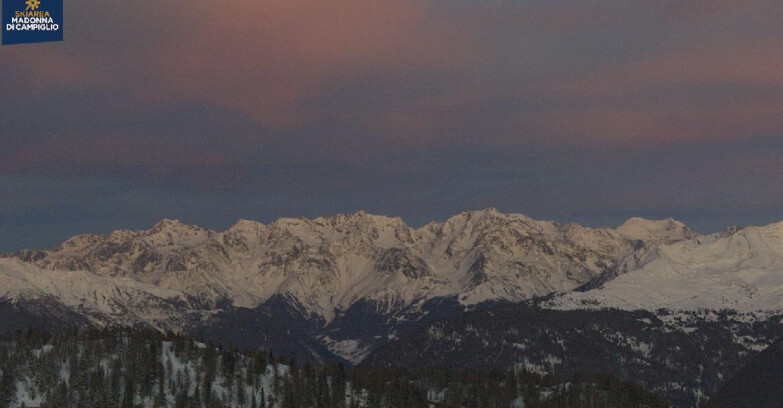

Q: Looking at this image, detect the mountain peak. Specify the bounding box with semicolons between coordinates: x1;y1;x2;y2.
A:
448;208;506;223
325;211;405;228
145;219;211;250
150;218;212;233
152;218;190;230
616;216;696;244
463;207;501;216
619;216;682;228
228;218;265;232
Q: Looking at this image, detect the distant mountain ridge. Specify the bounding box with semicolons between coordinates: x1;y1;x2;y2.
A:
2;209;697;362
10;209;697;317
549;220;783;312
4;209;783;407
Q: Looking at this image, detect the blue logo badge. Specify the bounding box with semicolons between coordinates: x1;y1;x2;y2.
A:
2;0;63;45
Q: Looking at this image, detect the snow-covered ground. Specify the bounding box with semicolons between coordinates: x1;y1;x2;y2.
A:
549;221;783;313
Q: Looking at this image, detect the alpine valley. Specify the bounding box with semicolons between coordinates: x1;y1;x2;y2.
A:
2;209;782;407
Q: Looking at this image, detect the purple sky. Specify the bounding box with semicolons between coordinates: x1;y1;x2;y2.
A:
1;0;782;251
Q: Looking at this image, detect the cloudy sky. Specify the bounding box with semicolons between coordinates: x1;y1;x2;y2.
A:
1;0;782;251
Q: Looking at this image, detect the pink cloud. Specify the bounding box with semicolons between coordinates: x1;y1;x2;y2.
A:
2;0;782;155
2;1;483;130
0;133;234;176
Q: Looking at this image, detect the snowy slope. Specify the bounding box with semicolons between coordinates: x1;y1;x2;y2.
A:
615;217;697;244
550;222;783;312
1;209;703;362
0;257;194;329
5;210;695;322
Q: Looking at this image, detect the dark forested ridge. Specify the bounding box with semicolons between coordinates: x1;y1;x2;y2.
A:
0;328;670;408
705;338;783;408
362;304;783;408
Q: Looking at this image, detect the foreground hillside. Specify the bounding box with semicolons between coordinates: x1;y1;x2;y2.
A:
0;329;668;408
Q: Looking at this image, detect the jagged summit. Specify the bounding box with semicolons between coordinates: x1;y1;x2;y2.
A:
152;218;189;228
228;218;265;231
21;211;698;249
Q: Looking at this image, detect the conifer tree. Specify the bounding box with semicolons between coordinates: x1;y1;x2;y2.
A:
190;384;202;408
0;369;15;408
237;377;246;407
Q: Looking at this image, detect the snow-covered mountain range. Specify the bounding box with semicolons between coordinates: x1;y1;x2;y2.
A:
2;210;690;321
2;209;781;365
549;221;783;312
